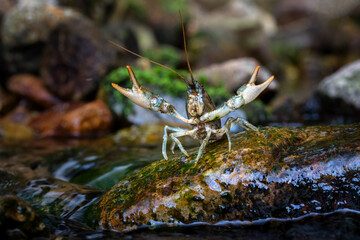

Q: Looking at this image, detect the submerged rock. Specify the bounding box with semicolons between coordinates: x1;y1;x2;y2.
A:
18;178;103;220
98;124;360;232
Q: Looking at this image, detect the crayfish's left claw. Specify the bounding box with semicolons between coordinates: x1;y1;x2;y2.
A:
112;66;155;109
112;65;179;115
237;66;274;104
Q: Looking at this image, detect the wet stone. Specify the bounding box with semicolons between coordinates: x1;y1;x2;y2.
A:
98;124;360;232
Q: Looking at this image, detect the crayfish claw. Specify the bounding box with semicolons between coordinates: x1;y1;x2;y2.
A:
126;65;141;90
237;66;274;104
249;66;260;84
112;66;161;110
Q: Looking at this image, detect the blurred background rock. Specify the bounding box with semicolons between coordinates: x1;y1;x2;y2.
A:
0;0;359;140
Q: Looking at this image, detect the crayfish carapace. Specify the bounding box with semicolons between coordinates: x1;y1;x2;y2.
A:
111;12;274;162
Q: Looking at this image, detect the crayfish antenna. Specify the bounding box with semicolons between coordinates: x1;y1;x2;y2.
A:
109;40;189;84
179;10;195;86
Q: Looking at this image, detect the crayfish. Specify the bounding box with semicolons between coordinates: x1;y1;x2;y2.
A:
111;12;274;162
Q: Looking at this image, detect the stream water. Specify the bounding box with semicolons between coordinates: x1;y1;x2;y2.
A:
1;137;360;239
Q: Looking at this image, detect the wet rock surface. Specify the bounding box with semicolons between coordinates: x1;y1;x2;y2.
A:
18;178;103;220
98;124;360;232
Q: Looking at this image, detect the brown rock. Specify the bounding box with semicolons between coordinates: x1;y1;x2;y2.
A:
59;100;113;136
40;18;115;101
7;74;62;108
28;102;79;137
29;100;113;137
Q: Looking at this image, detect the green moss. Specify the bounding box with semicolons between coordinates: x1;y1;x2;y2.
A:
101;66;230;117
143;45;181;67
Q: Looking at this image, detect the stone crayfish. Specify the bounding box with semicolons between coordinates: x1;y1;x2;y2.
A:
111;13;274;162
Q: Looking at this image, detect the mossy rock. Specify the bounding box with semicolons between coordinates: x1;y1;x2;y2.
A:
98;124;360;232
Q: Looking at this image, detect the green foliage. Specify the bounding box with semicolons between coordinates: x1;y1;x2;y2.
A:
271;42;301;64
102;66;230;116
143;45;181;67
158;0;188;14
